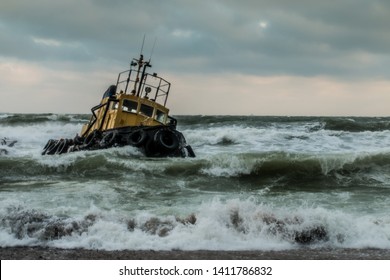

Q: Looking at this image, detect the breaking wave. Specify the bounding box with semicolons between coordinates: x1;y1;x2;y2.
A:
323;117;390;132
2;149;390;189
1;198;389;250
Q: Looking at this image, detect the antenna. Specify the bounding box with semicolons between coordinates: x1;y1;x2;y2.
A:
149;37;157;62
140;34;146;55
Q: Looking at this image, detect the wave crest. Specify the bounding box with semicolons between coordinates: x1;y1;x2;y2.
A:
2;150;390;188
198;151;390;188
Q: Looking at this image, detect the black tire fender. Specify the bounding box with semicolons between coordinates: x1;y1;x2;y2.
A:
42;139;55;155
46;140;60;155
154;129;179;151
99;131;117;148
73;135;84;145
84;130;100;148
55;139;69;154
128;130;147;147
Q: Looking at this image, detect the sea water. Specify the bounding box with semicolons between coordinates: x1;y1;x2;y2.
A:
1;114;390;251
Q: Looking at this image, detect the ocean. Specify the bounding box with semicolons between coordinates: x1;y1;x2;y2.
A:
1;114;390;252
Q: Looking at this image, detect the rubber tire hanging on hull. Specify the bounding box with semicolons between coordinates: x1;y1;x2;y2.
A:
128;130;147;147
154;129;179;152
84;130;101;148
42;139;55;155
99;131;117;148
55;139;70;154
45;140;60;155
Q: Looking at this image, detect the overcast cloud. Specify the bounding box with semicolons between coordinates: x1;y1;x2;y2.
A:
1;0;390;115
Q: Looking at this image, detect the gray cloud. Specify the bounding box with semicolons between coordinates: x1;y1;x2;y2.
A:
1;0;390;78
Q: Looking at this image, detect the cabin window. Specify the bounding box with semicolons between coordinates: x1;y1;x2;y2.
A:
140;104;154;117
122;99;138;113
155;110;166;123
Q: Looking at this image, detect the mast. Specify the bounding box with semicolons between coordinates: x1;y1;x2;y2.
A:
132;54;144;95
131;54;152;97
137;58;151;97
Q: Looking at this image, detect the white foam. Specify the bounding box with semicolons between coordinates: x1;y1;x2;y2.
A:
1;197;390;250
183;122;390;157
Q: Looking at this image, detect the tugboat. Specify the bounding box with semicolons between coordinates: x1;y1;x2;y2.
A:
42;53;195;157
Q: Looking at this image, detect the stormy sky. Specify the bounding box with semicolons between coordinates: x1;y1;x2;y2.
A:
1;0;390;115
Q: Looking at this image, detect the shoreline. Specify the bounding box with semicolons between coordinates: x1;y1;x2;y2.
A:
1;246;390;260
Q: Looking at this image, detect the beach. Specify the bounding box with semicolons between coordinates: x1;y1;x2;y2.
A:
2;247;390;260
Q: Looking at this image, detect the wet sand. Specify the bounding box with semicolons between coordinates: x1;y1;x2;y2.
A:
1;246;390;260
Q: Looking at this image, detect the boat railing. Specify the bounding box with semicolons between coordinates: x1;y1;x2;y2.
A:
116;69;171;106
82;98;117;137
